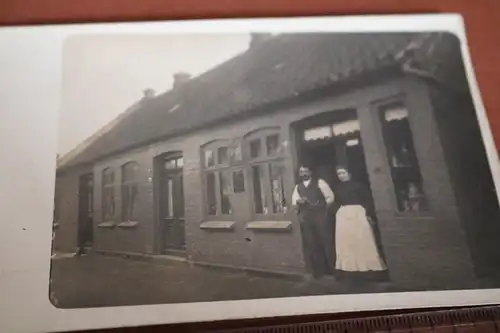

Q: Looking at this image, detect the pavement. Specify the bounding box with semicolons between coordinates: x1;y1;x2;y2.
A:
50;253;394;309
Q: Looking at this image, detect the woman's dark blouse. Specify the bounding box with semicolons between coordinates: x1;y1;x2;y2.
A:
334;180;373;212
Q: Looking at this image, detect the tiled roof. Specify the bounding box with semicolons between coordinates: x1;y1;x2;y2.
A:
59;32;461;170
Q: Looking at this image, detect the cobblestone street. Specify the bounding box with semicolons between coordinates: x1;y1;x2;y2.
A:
49;254;381;308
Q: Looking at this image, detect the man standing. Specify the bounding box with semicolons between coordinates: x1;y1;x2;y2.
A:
292;165;335;280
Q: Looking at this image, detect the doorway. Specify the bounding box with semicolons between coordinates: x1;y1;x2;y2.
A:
295;109;372;194
157;153;186;256
293;109;384;266
78;173;94;250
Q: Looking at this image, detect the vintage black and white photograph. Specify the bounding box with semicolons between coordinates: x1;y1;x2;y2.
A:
49;29;500;309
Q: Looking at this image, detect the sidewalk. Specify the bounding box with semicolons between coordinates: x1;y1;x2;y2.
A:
50;253;389;308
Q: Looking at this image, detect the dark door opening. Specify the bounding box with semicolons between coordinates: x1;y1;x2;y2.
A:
78;173;94;250
294;109;386;265
158;155;186;256
296;109;372;195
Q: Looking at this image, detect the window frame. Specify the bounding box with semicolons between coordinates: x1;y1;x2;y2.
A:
161;154;184;219
201;139;244;220
374;96;432;217
121;161;139;222
101;167;116;221
243;127;289;220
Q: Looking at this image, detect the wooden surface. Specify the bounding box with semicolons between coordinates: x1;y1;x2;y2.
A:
1;0;499;332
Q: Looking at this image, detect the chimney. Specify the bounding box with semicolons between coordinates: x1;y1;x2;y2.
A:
173;72;191;90
249;33;272;49
142;88;156;99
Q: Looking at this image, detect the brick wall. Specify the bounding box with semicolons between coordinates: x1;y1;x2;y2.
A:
365;78;477;289
93;147;155;254
429;81;500;278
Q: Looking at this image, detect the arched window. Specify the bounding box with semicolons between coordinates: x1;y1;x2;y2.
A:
121;162;139;221
244;128;287;216
202;139;244;218
102;168;115;221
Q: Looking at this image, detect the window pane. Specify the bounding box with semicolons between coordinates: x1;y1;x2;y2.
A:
232;143;242;162
219;171;232;215
123;168;130;182
233;169;245;193
218;147;229;165
206;172;217;215
249;139;262;159
252;165;267;214
165;159;176;169
380;103;428;212
269;162;287;213
123;163;138;182
103;187;115;220
266;134;280;155
178;175;184;217
176;157;183;168
304;126;332;141
103;169;113;185
205;150;214;168
122;185;130;220
167;179;174;218
130;184;137;219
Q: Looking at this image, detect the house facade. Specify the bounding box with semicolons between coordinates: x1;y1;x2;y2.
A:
54;32;500;291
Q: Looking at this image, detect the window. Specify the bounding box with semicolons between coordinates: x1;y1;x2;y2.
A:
231;142;243;163
202;140;244;218
166;178;174;218
233;169;245;193
121;162;139;221
218;147;229;165
219;170;232;214
166;157;183;169
205;150;214;168
249;139;262;159
206;172;217;215
245;128;287;216
252;165;267;214
266;134;280;155
379;102;428;212
269;161;287;213
102;168;115;220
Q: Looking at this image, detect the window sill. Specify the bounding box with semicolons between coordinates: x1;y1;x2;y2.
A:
200;221;235;230
97;221;116;228
246;221;292;231
117;221;139;229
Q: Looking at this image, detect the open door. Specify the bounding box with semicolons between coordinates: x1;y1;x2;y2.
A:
293;109;384;265
295;109;372;196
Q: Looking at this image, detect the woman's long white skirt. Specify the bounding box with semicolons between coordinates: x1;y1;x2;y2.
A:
335;205;387;272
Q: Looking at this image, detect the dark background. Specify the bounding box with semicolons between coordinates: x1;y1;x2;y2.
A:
1;0;499;332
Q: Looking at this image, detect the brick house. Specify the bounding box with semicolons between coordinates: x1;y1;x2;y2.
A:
54;32;500;290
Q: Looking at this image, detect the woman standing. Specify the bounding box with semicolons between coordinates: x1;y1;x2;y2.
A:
333;165;387;282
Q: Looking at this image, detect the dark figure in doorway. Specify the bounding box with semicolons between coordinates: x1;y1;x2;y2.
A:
75;222;91;257
292;165;335;279
332;165;388;284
